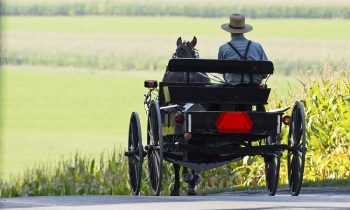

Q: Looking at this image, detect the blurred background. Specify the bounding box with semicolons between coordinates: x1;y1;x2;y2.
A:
0;0;349;196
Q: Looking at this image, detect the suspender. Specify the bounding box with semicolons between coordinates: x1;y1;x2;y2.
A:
227;41;252;83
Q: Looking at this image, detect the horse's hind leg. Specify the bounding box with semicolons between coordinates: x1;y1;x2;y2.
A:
170;163;180;196
187;170;201;196
182;168;200;195
182;167;193;181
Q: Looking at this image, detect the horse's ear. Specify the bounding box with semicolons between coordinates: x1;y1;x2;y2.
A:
190;36;197;47
176;37;182;46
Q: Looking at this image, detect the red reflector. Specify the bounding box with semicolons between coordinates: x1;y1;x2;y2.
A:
148;82;155;87
175;113;185;125
215;112;253;133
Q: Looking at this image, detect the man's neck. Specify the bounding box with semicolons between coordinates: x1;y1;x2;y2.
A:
231;34;245;40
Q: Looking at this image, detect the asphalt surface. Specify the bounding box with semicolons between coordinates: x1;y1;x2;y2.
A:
1;187;350;210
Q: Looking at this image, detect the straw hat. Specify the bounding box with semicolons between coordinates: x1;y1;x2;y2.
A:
221;14;253;34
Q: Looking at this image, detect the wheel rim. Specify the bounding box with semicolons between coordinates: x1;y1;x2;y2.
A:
287;101;306;196
128;112;143;195
147;101;163;195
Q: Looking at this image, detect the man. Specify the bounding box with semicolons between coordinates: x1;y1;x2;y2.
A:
218;14;268;86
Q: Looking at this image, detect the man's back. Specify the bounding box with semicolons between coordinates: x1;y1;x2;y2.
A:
218;35;267;61
218;14;268;86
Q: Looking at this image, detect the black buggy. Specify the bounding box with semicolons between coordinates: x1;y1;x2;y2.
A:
125;58;307;196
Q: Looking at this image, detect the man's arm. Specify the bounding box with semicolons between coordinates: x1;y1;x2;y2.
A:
259;44;268;78
218;46;224;60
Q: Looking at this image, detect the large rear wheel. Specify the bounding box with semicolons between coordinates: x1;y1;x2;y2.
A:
125;112;143;195
146;100;163;196
287;101;307;196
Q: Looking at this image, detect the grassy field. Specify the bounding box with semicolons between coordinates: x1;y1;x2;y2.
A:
0;66;154;178
3;17;350;74
1;16;349;179
4;16;350;39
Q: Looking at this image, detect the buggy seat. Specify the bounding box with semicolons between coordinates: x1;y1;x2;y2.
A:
159;58;274;108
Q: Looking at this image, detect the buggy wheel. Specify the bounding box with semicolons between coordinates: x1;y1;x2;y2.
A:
125;112;143;196
147;100;163;196
287;101;307;196
264;136;281;196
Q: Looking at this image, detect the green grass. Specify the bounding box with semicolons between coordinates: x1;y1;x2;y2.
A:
0;66;161;178
3;16;350;40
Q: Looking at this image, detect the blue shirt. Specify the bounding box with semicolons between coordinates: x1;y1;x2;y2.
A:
218;35;268;85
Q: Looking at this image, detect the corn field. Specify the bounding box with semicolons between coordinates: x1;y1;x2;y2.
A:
3;0;350;18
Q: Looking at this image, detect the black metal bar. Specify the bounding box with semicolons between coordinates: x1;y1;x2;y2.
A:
164;86;270;105
167;59;274;74
187;72;190;85
167;143;289;157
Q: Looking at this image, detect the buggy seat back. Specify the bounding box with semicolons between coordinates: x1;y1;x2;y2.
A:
159;59;274;106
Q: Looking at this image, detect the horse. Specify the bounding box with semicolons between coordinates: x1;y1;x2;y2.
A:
163;36;210;84
162;36;210;196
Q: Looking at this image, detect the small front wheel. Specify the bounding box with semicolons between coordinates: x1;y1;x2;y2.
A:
126;112;143;195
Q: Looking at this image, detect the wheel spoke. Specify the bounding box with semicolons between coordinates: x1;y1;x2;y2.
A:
288;102;306;196
146;101;163;195
296;150;303;157
287;102;306;196
127;113;143;195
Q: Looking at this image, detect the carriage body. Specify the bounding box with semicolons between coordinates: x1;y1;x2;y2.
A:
126;58;307;197
159;83;285;171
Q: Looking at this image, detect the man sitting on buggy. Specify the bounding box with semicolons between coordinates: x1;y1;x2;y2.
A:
218;14;269;111
218;14;268;87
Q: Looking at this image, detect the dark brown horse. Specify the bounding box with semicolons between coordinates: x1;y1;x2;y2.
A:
163;37;209;195
162;36;210;84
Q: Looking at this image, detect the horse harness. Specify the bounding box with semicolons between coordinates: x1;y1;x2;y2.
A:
226;40;254;84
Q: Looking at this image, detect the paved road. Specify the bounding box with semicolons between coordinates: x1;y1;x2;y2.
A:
1;187;350;210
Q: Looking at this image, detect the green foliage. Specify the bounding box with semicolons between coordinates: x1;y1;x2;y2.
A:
3;1;350;19
1;63;349;197
0;151;129;197
301;64;350;181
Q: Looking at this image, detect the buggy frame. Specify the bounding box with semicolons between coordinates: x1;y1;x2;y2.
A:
125;58;307;196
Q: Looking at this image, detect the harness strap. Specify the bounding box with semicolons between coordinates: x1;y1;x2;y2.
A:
226;40;252;83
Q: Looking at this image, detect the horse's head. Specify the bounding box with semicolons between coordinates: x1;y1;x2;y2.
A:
164;36;210;84
173;36;198;58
